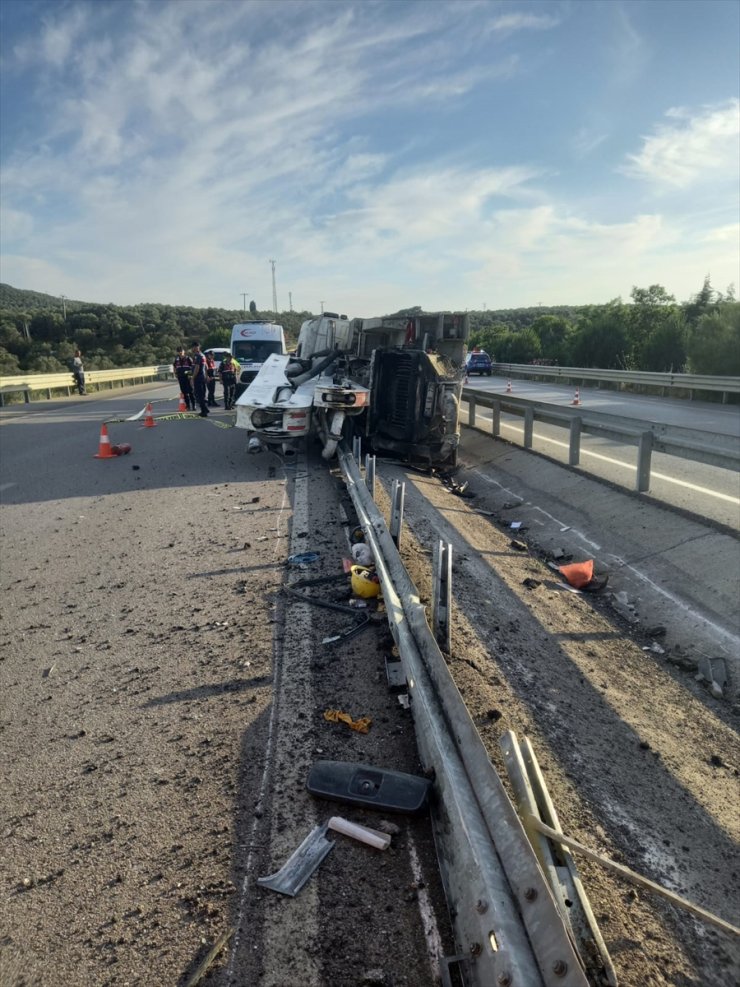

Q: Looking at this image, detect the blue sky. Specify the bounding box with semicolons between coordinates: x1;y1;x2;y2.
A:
1;0;738;316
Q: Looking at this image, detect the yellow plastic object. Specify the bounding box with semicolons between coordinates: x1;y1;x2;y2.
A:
350;565;381;599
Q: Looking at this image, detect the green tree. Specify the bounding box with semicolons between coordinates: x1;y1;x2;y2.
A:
628;285;678;368
570;302;630;368
495;328;541;363
0;345;21;373
531;315;572;363
686;303;740;375
249;300;257;315
639;311;688;372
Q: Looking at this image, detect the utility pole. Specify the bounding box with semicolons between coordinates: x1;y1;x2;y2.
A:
241;292;248;315
269;259;278;315
288;291;293;312
320;301;325;314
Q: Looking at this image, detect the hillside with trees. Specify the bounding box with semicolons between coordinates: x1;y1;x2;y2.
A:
0;279;737;377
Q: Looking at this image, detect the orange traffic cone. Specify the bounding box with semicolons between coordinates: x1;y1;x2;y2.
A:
143;403;156;427
572;388;581;406
558;559;593;588
94;423;118;459
506;379;512;393
178;393;188;412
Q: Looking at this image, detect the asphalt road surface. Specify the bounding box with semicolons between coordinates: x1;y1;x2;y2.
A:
1;382;738;987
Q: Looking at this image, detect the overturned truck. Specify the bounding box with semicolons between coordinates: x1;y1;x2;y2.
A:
234;310;469;466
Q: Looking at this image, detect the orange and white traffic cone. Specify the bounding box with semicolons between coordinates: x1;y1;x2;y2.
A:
506;379;512;393
143;403;156;427
572;388;581;406
94;423;118;459
178;393;188;412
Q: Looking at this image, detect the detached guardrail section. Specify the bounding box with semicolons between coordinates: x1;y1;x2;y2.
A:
462;388;740;492
0;366;173;406
492;364;740;403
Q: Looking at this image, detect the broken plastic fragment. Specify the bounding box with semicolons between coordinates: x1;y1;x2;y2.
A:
323;709;372;733
328;816;391;850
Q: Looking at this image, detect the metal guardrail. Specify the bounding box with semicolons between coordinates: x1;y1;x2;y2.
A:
491;364;740;401
461;388;740;492
338;443;590;987
0;366;173;406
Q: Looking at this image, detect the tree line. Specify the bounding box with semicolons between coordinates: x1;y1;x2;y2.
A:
0;277;737;377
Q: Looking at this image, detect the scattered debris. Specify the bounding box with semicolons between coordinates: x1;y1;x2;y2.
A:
323;709;372;733
522;577;541;590
288;552;320;566
643;642;665;655
256;823;334;897
646;625;667;638
184;928;234;987
306;761;431;813
510;540;528;551
351;542;374;567
328;816;391;850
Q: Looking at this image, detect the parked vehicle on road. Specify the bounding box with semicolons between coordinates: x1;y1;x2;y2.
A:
230;322;286;396
466;349;493;376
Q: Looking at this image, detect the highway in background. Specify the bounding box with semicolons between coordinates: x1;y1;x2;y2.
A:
462;375;740;530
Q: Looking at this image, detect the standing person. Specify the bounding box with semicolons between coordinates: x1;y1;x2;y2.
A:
190;341;209;417
204;351;219;407
72;350;86;395
173;346;196;411
219;353;238;410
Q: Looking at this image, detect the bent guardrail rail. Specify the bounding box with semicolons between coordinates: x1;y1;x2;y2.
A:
338;443;590;987
0;366;174;406
490;364;740;402
462;388;740;492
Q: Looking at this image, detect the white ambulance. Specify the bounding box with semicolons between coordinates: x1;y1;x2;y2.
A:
230;322;287;395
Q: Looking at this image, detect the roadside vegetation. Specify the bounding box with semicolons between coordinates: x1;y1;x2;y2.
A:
0;277;737;377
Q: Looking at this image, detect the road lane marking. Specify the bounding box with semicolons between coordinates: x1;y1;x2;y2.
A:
473;416;740;505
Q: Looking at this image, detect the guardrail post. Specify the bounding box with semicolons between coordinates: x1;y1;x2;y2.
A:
569;416;582;465
390;479;406;548
352;435;362;462
468;396;476;428
365;454;376;499
492;399;501;437
432;540;452;654
637;431;653;492
523;407;534;449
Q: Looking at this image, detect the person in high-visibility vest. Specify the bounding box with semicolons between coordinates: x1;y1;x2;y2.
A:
219;353;239;410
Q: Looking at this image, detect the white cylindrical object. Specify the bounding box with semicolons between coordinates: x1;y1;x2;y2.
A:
328;816;391;850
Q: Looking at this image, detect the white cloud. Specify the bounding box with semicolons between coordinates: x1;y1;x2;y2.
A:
622;100;740;188
486;12;560;34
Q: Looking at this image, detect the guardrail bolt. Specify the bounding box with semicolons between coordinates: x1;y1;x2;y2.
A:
469;942;482;957
496;973;512;986
552;960;568;977
475;898;488;913
523;887;537;901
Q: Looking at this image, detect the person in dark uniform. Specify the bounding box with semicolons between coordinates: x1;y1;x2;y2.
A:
190;341;209;417
219;352;238;410
173;346;195;411
204;351;219;407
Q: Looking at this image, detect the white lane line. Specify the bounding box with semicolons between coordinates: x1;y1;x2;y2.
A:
471;468;740;656
0;483;16;493
474;416;740;505
471;469;603;552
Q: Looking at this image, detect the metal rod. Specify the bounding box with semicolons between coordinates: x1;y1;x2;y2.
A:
527;816;740;939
